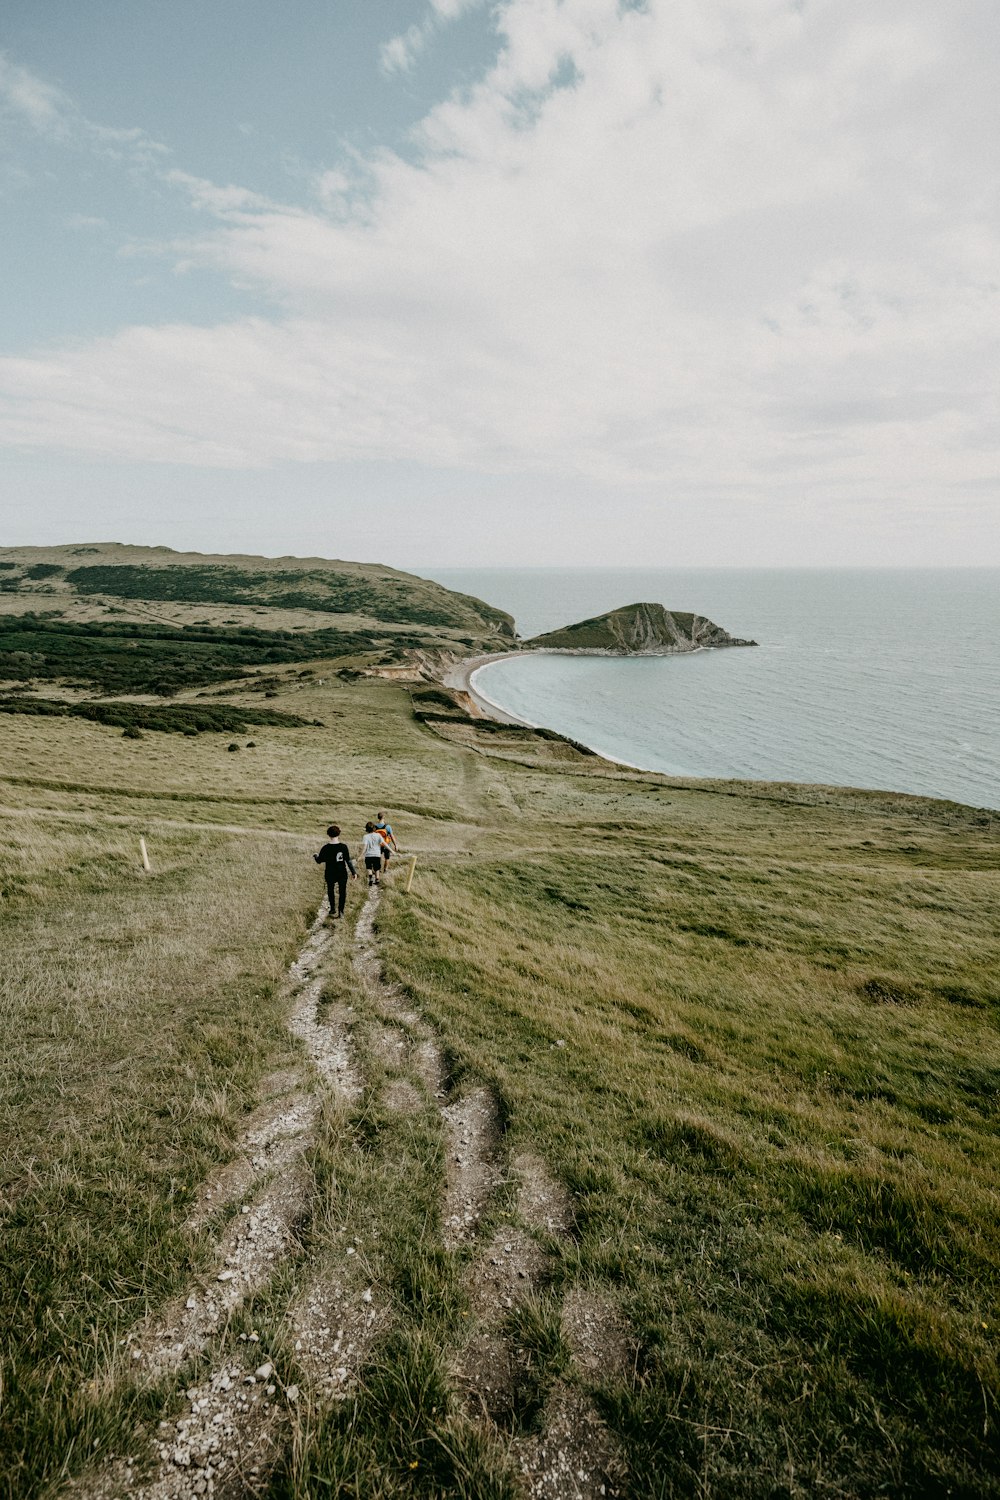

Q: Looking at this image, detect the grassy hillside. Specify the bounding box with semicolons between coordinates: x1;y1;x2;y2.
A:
1;652;997;1497
0;545;516;685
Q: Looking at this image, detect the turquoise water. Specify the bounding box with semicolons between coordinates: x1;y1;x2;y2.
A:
425;569;1000;810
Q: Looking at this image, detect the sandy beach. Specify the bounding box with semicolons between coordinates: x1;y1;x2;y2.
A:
440;651;534;726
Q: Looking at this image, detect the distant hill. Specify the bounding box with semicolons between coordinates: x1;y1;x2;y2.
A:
0;543;515;640
0;543;515;697
526;600;756;654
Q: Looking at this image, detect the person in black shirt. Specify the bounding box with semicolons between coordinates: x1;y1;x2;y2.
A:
314;824;357;919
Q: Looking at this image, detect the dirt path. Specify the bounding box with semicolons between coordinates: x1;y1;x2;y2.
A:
65;887;635;1499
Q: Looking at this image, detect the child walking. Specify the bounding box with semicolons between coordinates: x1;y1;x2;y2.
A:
313;825;357;919
361;821;388;886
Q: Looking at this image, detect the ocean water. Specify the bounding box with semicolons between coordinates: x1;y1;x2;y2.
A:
424;569;1000;810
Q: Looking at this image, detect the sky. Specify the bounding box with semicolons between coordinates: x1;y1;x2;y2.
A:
1;0;998;568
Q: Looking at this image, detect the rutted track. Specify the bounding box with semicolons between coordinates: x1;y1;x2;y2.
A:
66;901;361;1499
349;888;634;1498
65;885;638;1499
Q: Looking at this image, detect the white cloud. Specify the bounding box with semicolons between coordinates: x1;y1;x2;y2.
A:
0;50;167;164
0;0;998;533
380;25;429;76
380;0;486;74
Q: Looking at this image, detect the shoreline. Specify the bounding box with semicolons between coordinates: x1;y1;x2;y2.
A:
444;651;1000;809
440;651;533;726
443;650;652;772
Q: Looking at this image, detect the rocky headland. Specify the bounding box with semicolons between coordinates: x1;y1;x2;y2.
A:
525;600;757;655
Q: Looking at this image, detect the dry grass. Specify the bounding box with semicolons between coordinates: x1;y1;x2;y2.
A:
0;810;317;1496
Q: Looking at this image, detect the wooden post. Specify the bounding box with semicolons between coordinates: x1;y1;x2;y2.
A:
404;855;417;894
140;836;151;874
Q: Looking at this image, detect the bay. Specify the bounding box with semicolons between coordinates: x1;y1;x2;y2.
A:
424;568;1000;810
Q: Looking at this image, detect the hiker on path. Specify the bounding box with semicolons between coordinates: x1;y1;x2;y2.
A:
314;824;357;920
361;821;388;887
375;811;398;873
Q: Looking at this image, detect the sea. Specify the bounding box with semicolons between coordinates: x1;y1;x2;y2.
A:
423;569;1000;811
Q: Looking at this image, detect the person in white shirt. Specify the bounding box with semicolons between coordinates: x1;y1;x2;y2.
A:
361;822;387;886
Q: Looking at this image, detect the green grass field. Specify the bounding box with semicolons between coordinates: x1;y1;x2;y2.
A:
1;667;997;1498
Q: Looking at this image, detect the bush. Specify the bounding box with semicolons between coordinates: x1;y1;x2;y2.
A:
412;687;461;710
0;695;313;736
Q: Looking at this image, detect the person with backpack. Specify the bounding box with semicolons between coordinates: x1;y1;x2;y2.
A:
314;825;357;919
374;811;398;873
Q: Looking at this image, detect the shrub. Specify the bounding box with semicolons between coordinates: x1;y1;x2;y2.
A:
0;695;312;736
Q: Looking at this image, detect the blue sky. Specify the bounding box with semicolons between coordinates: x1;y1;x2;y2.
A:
1;0;998;566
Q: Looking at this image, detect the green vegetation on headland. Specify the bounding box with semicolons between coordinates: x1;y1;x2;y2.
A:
0;542;515;642
0;544;517;696
528;600;756;653
0;547;997;1498
0;615;425;695
63;562;512;634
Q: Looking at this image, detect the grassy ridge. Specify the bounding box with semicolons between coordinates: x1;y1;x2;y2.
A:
0;545;518;698
63;563;510;634
0;543;516;644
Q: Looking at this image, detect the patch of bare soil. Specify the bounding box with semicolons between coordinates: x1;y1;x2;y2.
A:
454;1226;552;1425
367;1022;408;1069
449;1122;634;1496
560;1288;636;1383
287;982;361;1098
441;1086;505;1247
512;1382;627;1500
452;1147;563;1426
288;1266;384;1401
465;1228;551;1319
515;1153;575;1238
129;1168;310;1378
456;1333;522;1428
185;1092;317;1231
351;895;383;988
411;1036;448;1096
76;1361;293;1500
383;1075;423;1113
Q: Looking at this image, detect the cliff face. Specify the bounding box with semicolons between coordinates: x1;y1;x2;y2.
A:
526;601;756;654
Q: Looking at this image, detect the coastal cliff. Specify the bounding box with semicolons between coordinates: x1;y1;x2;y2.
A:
525;601;757;655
